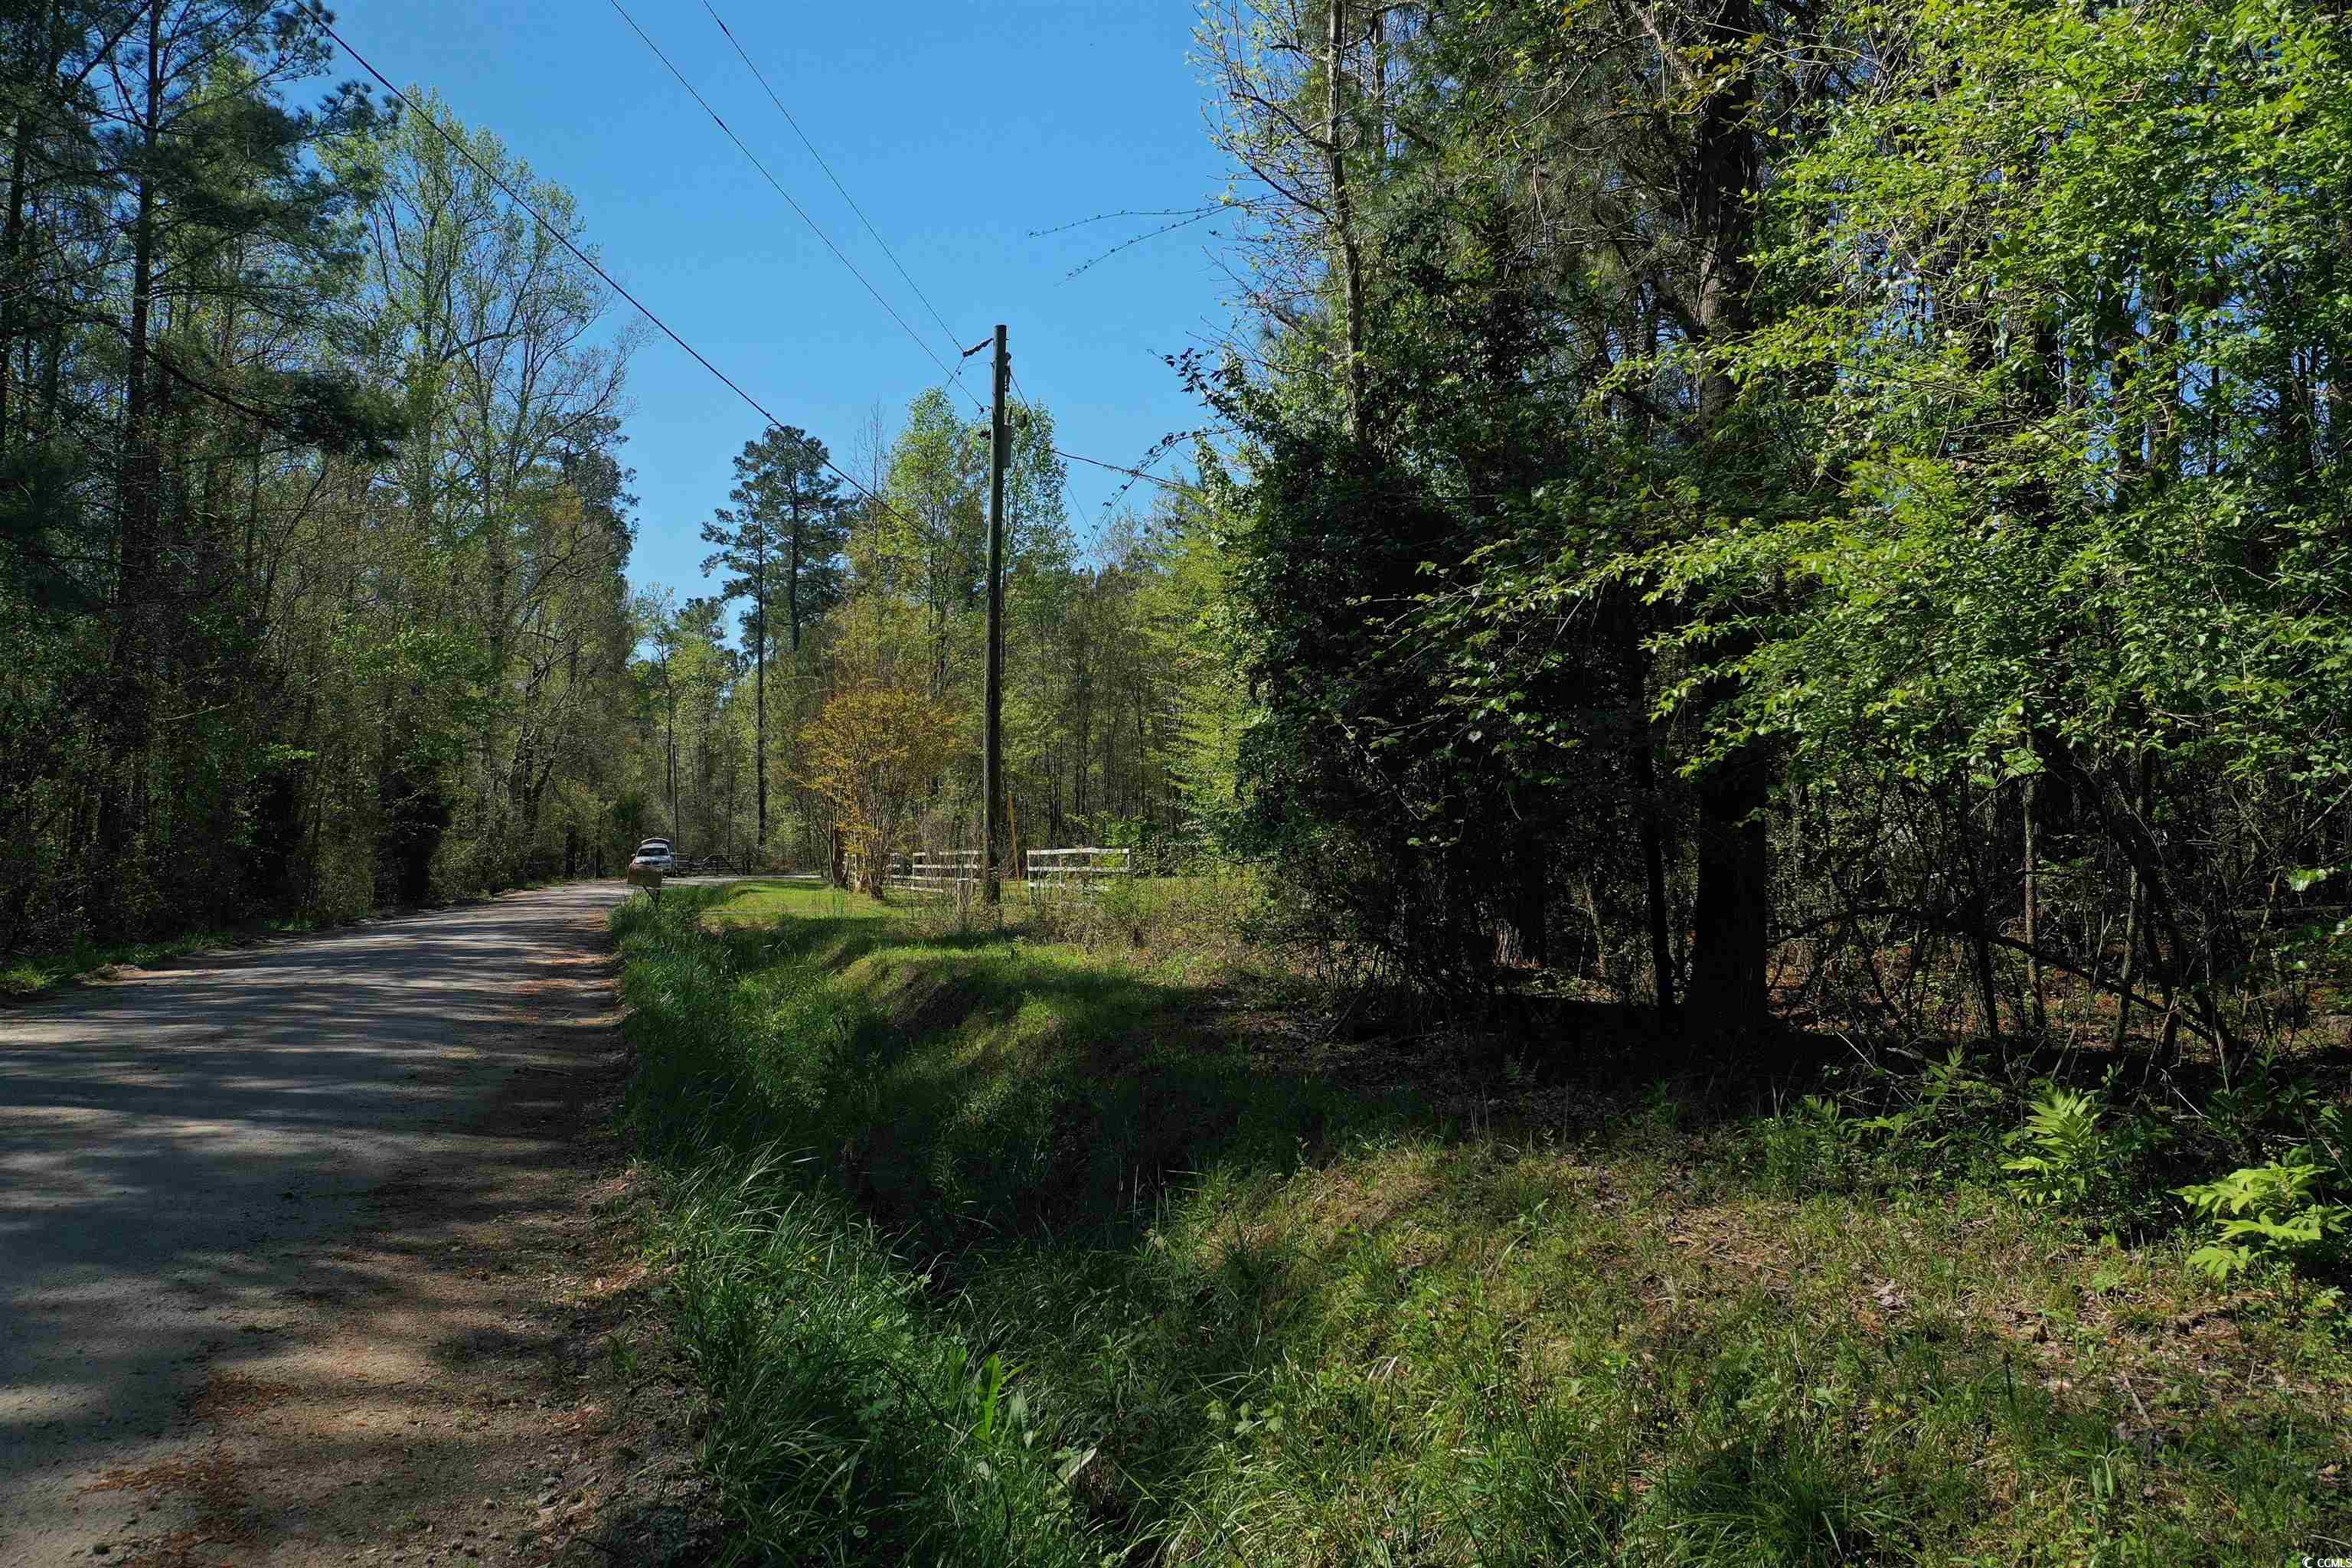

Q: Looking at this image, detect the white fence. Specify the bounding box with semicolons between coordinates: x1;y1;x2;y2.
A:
896;848;984;893
1023;847;1132;897
887;846;1133;898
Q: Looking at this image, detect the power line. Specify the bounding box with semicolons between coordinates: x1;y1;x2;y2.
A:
308;11;931;542
605;11;1194;515
700;1;970;365
603;0;984;411
319;11;1197;584
1009;363;1204;500
1055;446;1204;496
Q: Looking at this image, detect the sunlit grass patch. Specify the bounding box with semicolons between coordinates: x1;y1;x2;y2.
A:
691;877;892;930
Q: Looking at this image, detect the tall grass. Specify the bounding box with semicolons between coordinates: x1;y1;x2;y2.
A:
651;1164;1097;1566
616;888;1101;1565
614;884;2352;1566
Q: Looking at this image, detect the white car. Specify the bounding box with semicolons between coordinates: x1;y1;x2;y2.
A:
630;838;676;875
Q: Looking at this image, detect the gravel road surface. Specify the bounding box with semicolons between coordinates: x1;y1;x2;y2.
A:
0;880;649;1566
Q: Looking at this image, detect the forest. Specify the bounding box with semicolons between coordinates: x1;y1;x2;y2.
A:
5;0;2349;1055
1171;0;2352;1060
0;0;1227;970
0;1;640;955
622;392;1232;891
646;0;2352;1072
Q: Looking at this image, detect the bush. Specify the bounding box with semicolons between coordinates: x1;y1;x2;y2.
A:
2001;1077;2175;1236
2177;1160;2350;1283
2177;1107;2352;1286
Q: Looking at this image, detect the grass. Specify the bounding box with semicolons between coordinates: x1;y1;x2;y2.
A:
0;922;268;998
690;877;890;929
612;882;2352;1566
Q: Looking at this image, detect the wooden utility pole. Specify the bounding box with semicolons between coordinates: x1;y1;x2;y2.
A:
753;571;768;861
983;325;1009;905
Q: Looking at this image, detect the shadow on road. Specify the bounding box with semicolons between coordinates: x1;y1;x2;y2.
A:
0;880;636;1562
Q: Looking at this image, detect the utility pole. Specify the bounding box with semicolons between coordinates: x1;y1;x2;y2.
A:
983;325;1009;906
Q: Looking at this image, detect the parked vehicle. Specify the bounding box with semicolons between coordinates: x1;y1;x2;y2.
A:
629;838;675;876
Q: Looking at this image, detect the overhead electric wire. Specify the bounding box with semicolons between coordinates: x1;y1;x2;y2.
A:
1010;364;1205;499
1056;446;1204;495
307;11;936;543
699;0;972;369
619;8;1190;514
602;0;985;411
318;11;1197;577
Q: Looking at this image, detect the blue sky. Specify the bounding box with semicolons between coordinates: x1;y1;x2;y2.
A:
331;0;1236;605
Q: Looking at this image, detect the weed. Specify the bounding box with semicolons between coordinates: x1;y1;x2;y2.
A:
1635;1433;1903;1566
651;1163;1096;1566
2179;1158;2350;1282
2177;1108;2352;1288
0;924;244;997
1756;1094;1888;1196
611;882;2352;1566
2002;1077;2174;1235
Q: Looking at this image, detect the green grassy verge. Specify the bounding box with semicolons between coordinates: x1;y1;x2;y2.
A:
0;922;265;998
614;881;2352;1566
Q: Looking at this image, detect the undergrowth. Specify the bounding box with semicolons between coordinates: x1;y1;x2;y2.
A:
615;881;2352;1566
2;921;263;997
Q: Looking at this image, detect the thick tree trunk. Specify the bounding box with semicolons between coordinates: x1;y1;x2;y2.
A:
1680;0;1770;1042
1504;824;1549;969
93;0;168;932
1687;761;1769;1037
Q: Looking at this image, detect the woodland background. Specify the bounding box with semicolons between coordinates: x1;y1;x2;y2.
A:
8;0;2352;1064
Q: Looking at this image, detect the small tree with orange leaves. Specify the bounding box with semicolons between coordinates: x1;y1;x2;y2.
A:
799;682;964;896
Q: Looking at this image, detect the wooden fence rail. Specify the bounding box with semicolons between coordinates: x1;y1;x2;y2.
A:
885;847;1134;897
896;849;985;893
1023;847;1132;897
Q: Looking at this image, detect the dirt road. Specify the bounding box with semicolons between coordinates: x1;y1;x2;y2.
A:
0;881;709;1567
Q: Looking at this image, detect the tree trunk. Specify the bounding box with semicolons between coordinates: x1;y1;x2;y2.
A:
1636;715;1677;1028
2023;773;2045;1031
1325;0;1367;428
94;0;168;932
1680;0;1770;1044
0;15;39;449
1506;824;1549;969
754;554;769;858
1688;762;1770;1039
787;489;802;655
